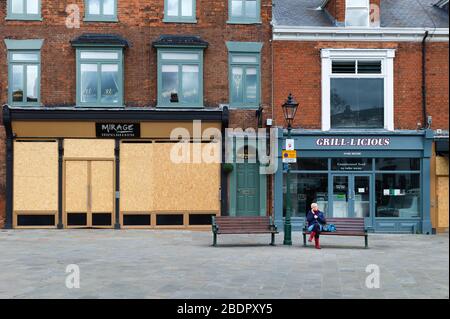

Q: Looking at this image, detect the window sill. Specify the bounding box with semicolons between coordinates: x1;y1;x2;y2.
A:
162;18;198;24
156;105;205;109
228;105;260;110
10;103;42;107
5;16;43;21
76;104;125;108
84;17;119;23
227;20;262;25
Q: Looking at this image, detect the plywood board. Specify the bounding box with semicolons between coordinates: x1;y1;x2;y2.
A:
12;121;95;138
65;161;88;213
437;176;449;228
141;122;221;139
13;141;58;212
120;143;154;212
64;139;115;159
91;161;114;213
436;156;449;176
151;143;220;212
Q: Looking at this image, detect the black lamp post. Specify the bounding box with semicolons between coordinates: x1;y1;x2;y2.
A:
282;93;299;246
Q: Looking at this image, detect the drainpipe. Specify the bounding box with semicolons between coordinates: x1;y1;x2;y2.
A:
2;105;13;229
422;30;429;129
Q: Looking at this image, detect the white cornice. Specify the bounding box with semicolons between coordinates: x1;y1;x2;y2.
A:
273;26;449;42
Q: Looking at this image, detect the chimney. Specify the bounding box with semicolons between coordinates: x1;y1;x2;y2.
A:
323;0;346;26
323;0;381;27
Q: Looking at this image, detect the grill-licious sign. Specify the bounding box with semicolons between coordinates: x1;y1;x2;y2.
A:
316;137;391;147
96;123;141;138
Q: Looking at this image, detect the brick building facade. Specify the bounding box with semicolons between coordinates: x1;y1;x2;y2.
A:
0;0;273;229
272;0;449;234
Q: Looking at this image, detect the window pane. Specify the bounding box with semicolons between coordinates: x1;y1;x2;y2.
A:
358;60;382;74
245;0;257;18
376;158;421;171
376;174;420;218
88;0;101;15
27;0;39;14
12;53;39;62
182;65;199;104
283;174;329;218
332;61;356;74
103;0;115;15
80;51;119;60
245;67;257;103
167;0;179;16
346;8;369;26
232;55;258;63
100;64;119;103
80;64;98;103
292;158;328;171
161;65;179;104
12;65;24;102
11;0;24;14
26;65;38;102
231;67;244;103
161;52;199;60
331;158;372;171
231;0;243;17
181;0;193;17
331;78;384;128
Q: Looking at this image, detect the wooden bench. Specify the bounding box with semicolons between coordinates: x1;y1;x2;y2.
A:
212;216;278;246
302;218;369;248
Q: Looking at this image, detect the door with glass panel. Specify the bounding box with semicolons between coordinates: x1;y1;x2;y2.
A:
331;174;372;222
64;160;114;228
331;175;350;218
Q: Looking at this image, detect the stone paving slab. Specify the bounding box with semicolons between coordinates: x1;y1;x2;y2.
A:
0;229;448;299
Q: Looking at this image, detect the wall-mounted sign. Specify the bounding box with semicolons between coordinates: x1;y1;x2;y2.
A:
282;150;297;163
316;137;391;147
96;123;141;138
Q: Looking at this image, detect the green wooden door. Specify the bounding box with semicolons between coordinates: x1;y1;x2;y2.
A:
236;162;260;216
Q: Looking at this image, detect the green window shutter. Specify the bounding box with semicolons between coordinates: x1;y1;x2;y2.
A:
157;48;204;108
226;42;263;109
163;0;197;23
76;47;124;107
227;0;261;24
84;0;118;22
6;0;42;21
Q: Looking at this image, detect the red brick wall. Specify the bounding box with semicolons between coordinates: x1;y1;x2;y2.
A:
273;40;449;130
426;42;450;130
0;0;272;109
0;0;273;226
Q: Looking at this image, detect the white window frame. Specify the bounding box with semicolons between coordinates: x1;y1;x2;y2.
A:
345;0;370;27
321;49;396;131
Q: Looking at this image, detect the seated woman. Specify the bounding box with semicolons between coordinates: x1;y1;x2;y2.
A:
306;203;326;249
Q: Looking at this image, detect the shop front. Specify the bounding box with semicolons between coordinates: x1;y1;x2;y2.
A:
274;130;434;234
2;106;228;230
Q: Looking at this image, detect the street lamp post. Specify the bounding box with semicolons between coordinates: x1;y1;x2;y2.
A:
282;93;299;246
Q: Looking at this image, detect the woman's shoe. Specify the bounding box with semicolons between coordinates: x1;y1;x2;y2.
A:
308;232;316;242
315;237;321;249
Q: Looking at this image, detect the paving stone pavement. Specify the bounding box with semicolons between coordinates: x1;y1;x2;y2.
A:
0;229;448;299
